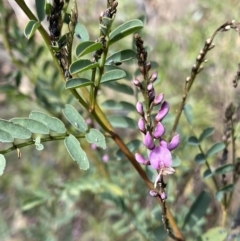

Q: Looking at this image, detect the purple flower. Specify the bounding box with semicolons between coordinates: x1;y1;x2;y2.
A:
153;122;165;139
144;131;155;150
155;101;170;122
149;145;172;170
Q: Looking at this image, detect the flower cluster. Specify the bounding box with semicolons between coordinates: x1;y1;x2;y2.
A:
134;83;180;187
134;34;180;191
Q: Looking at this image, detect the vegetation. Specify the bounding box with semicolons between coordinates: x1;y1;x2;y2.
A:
1;0;240;240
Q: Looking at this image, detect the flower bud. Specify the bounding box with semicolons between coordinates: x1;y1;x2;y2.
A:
153;93;164;106
167;134;180;151
144;131;155;150
150;71;158;83
102;154;109;162
145;61;151;72
155;101;170;122
149;89;155;103
91;144;97;150
149;190;159;197
138;118;146;133
135;153;148;165
160;192;167;200
147;83;153;92
133;79;141;87
136;102;144;115
153;122;165;139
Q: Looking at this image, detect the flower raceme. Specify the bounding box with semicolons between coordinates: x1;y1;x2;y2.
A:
134;92;180;187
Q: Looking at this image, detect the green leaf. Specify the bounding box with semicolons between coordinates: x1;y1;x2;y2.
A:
199;127;215;142
203;169;213;179
108;116;137;129
75;23;89;41
100;17;114;35
0;129;14;143
29;111;66;133
103;82;134;95
184;104;194;125
22;199;46;211
0;154;6;176
182;191;211;229
195;153;206;164
106;49;136;65
64;134;89;170
35;0;45;21
69;59;99;75
109;19;143;45
206;142;225;157
199;227;227;241
24;20;41;39
85;128;106;149
76;41;103;58
188;136;199;146
62;104;88;132
0;119;31;139
216;184;234;201
214;164;234;175
10;118;50;134
101;70;126;83
65;78;93;89
116;139;142;160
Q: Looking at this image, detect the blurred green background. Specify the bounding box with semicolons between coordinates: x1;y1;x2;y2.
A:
1;0;240;240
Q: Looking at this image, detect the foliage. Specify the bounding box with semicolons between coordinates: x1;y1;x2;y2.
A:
1;1;240;241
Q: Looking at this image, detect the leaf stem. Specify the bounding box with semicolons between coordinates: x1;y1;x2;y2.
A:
0;133;85;155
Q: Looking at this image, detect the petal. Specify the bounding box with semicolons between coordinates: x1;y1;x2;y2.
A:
144;131;155;150
149;146;172;169
168;134;180;151
155;101;170;122
135;153;149;165
153;122;165;139
160;140;168;148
